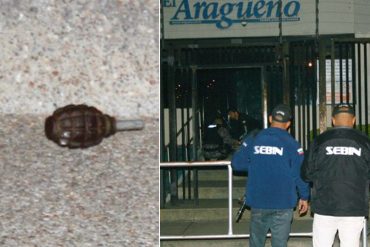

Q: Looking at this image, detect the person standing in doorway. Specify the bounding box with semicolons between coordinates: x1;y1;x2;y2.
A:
301;103;370;247
228;108;261;140
232;104;309;247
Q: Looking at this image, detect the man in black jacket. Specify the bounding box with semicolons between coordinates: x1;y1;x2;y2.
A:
228;108;261;140
301;104;370;247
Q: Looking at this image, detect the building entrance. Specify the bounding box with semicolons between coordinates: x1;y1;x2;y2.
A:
198;67;263;130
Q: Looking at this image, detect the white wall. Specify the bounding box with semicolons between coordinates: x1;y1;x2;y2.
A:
319;0;354;35
354;0;370;37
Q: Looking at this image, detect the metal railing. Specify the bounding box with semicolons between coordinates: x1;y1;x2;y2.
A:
161;161;233;237
160;161;368;247
162;143;195;204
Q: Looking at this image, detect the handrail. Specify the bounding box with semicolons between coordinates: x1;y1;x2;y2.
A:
160;161;231;167
160;161;367;247
161;161;233;236
161;233;313;240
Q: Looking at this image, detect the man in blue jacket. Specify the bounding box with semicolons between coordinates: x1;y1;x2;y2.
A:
232;104;309;247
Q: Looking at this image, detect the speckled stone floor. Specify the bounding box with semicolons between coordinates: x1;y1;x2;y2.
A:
0;0;159;118
0;115;158;246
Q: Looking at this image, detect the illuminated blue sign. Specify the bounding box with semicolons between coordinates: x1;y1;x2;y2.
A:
164;0;301;29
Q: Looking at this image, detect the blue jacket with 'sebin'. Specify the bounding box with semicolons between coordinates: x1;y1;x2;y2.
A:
232;127;309;209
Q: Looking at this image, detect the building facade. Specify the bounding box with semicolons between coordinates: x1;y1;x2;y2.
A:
160;0;370;203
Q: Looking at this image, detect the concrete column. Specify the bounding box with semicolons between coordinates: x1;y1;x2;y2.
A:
283;42;291;105
319;40;328;133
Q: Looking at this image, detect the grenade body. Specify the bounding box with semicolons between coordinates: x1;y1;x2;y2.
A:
45;104;116;148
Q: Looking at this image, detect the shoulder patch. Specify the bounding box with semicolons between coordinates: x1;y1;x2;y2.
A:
297;148;304;155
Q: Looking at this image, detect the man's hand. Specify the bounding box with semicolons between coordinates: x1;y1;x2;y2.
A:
298;199;308;215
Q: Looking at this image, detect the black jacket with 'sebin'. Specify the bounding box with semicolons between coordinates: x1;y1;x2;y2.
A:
301;127;370;217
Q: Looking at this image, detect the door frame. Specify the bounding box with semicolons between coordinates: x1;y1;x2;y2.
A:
195;64;268;128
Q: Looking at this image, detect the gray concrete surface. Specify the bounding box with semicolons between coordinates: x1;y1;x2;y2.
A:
160;168;370;247
160;238;351;247
160;219;369;247
0;115;158;246
161;218;313;236
0;0;158;118
0;1;159;246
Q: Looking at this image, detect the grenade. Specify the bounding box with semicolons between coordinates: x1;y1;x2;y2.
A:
45;104;144;148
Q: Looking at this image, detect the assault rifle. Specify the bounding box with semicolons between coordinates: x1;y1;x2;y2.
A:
235;200;248;223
